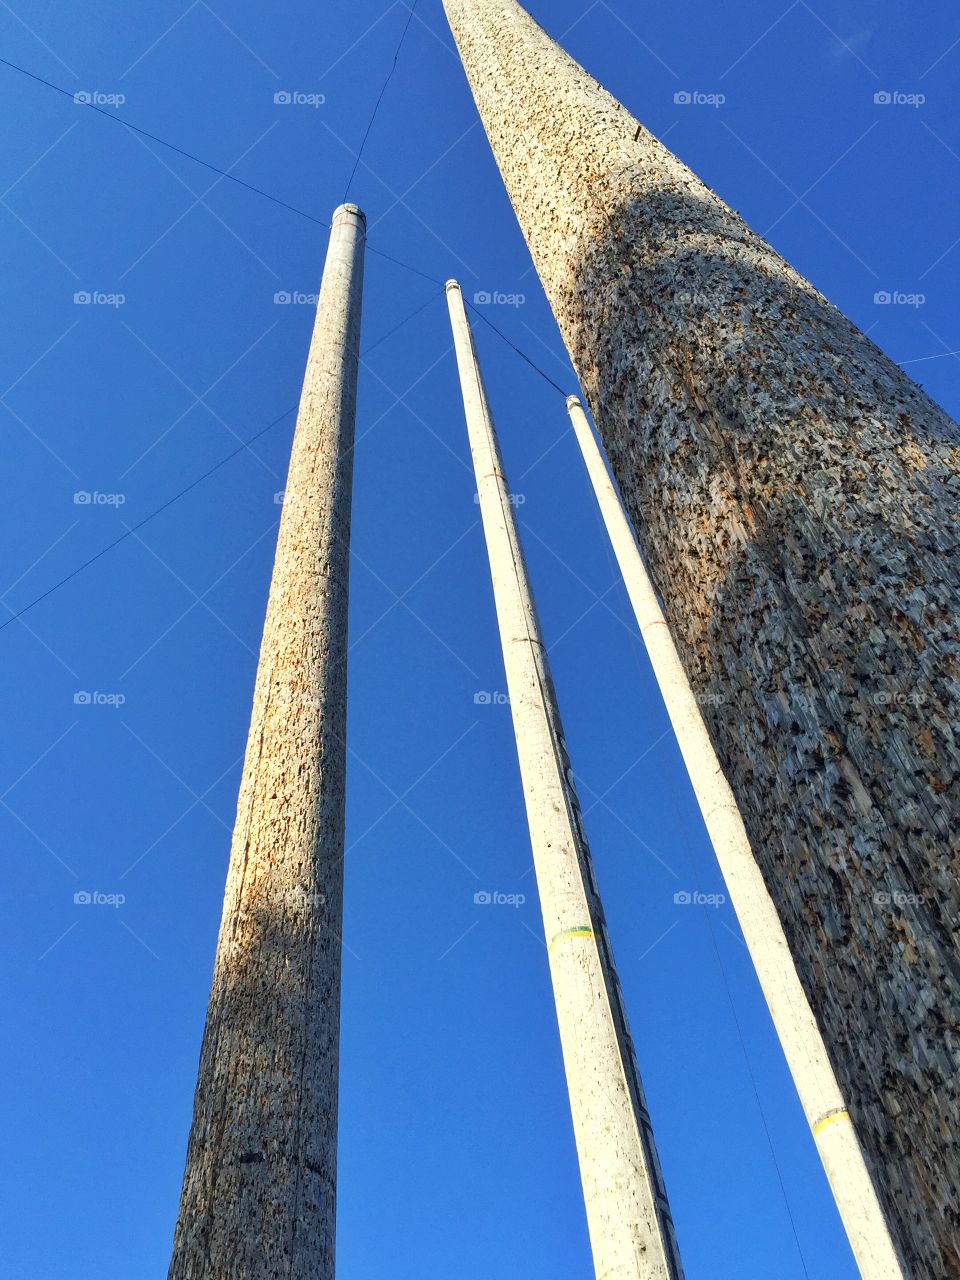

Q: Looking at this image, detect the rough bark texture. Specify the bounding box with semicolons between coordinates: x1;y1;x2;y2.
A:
442;3;960;1275
167;205;365;1280
449;282;684;1279
567;396;904;1279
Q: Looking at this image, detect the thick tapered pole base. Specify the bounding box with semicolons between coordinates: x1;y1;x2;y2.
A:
443;3;960;1273
167;204;365;1280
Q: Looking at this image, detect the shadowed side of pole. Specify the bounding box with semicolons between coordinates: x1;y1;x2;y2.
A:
167;204;366;1280
566;393;904;1279
441;3;960;1274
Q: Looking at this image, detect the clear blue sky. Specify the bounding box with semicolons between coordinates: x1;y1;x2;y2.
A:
1;2;957;1276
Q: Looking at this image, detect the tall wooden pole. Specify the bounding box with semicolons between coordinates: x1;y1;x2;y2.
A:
567;394;904;1278
441;3;960;1275
168;203;365;1280
447;279;685;1280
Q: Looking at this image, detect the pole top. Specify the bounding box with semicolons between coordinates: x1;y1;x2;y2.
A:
567;394;584;410
445;279;462;293
332;202;366;226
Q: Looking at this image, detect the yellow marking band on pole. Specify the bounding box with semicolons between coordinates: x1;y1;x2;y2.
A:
813;1108;850;1137
548;925;595;953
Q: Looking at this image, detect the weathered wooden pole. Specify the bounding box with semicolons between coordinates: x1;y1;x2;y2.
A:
442;4;960;1275
168;203;365;1280
567;393;904;1278
447;279;684;1280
